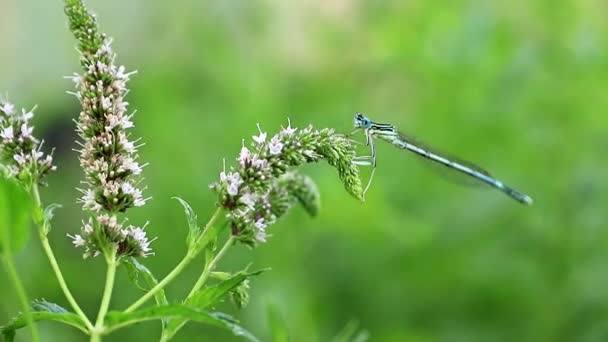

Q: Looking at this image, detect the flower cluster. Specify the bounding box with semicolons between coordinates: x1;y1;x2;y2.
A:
211;121;362;246
65;0;152;258
230;278;250;309
0;98;55;186
277;172;321;217
68;215;154;258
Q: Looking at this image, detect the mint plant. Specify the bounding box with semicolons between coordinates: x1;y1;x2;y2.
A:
0;1;363;341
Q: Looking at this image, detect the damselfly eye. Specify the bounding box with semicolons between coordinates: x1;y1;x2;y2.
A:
354;113;372;128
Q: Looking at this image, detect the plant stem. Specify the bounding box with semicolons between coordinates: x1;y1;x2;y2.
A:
124;207;223;312
162;235;235;341
124;252;194;313
1;253;39;342
187;236;234;298
31;183;94;330
90;247;118;342
38;236;94;329
198;206;223;241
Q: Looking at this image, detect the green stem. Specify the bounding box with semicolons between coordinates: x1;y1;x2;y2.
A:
39;237;94;329
198;206;223;241
124;207;223;313
187;236;234;298
162;236;235;341
31;184;94;330
1;253;39;342
124;252;194;313
90;247;118;342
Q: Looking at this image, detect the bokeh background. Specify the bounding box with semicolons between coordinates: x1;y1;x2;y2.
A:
1;0;608;341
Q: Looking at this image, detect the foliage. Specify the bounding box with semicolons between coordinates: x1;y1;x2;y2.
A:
0;1;364;341
2;0;607;341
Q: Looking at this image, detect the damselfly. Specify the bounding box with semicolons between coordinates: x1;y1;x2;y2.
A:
350;113;533;205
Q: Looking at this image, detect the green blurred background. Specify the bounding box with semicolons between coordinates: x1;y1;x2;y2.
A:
1;0;608;341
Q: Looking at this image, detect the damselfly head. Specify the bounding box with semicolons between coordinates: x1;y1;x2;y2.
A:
354;113;372;129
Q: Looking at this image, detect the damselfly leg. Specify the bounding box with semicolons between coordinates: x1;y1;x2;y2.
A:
351;129;378;198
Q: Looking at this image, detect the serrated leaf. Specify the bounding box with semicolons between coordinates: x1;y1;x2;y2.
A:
123;258;168;306
0;301;87;337
163;268;268;339
0;178;32;253
173;197;200;249
105;305;258;341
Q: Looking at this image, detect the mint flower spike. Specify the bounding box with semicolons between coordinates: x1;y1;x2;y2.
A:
67;216;155;259
65;0;153;259
211;120;363;247
0;97;56;186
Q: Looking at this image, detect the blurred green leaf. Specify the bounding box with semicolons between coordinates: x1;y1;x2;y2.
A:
0;300;88;338
30;300;68;313
0;178;32;253
351;332;370;342
105;305;259;341
2;329;15;342
267;302;290;342
332;320;369;342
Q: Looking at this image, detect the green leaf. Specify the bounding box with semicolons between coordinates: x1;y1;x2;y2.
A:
30;300;68;313
0;178;32;253
105;305;259;341
163;268;268;339
123;258;168;306
0;300;88;338
173;197;200;249
122;257;169;328
187;269;267;309
267;302;290;342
